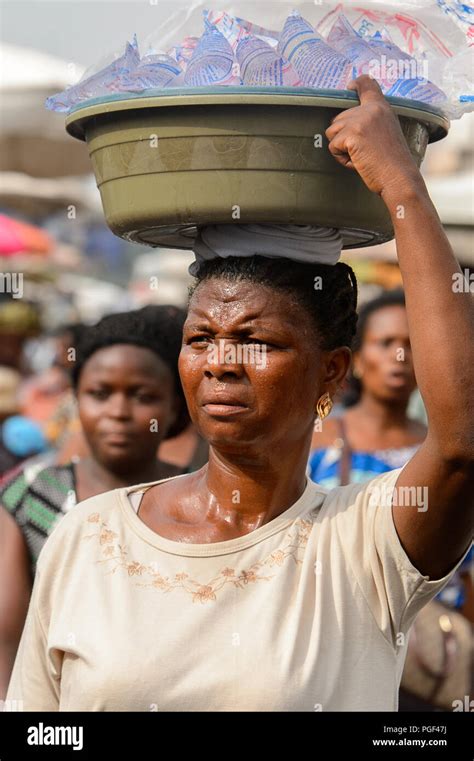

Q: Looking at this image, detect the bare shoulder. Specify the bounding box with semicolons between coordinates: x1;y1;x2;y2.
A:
310;416;342;451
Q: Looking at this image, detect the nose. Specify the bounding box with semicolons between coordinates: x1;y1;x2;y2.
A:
392;343;412;363
105;392;132;420
203;340;246;381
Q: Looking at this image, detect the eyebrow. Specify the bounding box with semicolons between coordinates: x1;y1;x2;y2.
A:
184;321;290;339
185;309;296;330
83;386;161;394
81;375;163;388
367;332;409;340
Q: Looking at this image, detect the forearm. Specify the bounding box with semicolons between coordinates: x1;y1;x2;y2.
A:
381;173;474;460
328;76;474;576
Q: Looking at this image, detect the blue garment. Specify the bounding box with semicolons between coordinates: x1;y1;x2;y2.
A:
1;416;48;457
308;442;472;611
308;444;418;491
436;546;473;609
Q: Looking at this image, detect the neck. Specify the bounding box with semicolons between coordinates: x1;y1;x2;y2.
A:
202;435;310;529
81;455;163;491
352;391;410;430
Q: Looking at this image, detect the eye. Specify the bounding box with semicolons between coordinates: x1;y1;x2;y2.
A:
135;393;159;404
187;334;211;347
87;388;109;400
245;338;278;351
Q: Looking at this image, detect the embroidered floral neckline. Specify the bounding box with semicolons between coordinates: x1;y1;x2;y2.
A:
84;509;319;603
116;475;326;558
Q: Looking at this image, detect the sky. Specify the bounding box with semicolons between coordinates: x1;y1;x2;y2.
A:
1;1;188;66
0;0;299;67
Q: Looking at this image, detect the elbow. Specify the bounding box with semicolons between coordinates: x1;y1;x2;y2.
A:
431;430;474;470
438;444;474;472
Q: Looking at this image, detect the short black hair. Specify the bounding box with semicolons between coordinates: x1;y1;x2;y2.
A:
72;305;189;438
352;289;406;352
189;255;359;351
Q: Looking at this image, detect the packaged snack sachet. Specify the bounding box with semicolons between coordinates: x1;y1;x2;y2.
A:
234;15;279;47
277;10;352;89
327;14;377;75
368;29;447;105
45;36;140;112
119;51;183;91
167;37;199;71
184;14;241;87
207;10;300;86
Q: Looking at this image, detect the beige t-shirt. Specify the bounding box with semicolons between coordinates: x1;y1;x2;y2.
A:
6;466;468;712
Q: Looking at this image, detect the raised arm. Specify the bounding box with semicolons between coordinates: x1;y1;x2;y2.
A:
325;76;474;578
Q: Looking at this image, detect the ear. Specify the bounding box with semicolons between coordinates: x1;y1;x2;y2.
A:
321;347;352;398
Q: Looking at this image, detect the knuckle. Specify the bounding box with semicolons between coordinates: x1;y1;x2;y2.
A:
350;123;364;137
373;102;388;116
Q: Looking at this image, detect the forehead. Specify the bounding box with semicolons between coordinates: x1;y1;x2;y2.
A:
187;278;309;331
364;304;408;336
81;344;169;378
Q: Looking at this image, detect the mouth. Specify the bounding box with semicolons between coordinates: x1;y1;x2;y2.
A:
385;370;410;387
202;403;249;417
201;396;250;417
100;432;134;444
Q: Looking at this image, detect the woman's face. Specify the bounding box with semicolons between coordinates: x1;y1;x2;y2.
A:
179;279;350;454
353;305;416;402
77;344;178;472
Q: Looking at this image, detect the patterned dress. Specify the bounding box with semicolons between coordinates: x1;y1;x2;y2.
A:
0;454;77;574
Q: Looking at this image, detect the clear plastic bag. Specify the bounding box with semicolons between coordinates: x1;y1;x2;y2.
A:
45;1;473;119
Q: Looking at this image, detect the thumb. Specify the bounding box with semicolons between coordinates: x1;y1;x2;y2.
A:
347;74;385;104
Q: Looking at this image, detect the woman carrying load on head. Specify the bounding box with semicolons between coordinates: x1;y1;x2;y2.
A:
6;76;473;712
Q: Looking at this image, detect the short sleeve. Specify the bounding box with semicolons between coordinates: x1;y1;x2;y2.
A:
330;466;472;648
5;550;63;711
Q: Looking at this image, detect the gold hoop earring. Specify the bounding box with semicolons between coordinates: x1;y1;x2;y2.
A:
315;392;333;420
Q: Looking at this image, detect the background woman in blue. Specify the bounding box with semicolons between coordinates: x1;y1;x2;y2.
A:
309;289;426;488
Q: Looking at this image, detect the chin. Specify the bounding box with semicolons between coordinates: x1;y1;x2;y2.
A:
202;427;249;447
384;391;413;407
197;421;265;451
101;450;140;470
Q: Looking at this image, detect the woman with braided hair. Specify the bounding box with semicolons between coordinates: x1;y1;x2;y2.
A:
6;76;473;711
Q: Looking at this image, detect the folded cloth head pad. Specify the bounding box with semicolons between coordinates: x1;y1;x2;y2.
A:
189;224;343;275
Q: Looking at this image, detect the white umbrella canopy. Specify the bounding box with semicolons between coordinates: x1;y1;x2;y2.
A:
130;249;195;308
57;273;133;323
424;172;474;227
0;44;91;177
0;171;103;217
0;43;81;92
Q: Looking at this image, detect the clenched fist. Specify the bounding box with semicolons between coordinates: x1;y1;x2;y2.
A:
325;75;421;198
